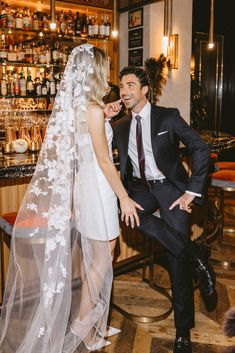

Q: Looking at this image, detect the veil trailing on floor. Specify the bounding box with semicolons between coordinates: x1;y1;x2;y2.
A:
0;44;113;353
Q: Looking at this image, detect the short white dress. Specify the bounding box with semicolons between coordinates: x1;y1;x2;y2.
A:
74;119;120;241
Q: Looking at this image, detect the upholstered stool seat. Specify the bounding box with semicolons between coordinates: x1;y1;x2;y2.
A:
211;169;235;189
214;161;235;172
210;169;235;269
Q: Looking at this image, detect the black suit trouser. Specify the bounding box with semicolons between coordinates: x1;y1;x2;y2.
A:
128;178;195;330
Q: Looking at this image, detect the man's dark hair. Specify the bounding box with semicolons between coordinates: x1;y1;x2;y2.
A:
119;66;150;88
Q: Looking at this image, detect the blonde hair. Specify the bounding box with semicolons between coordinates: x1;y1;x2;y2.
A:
79;46;109;107
92;47;110;106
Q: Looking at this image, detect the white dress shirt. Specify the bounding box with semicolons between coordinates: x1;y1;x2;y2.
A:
128;101;165;180
128;101;201;197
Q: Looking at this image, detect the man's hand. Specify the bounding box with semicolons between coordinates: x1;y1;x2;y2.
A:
169;193;195;213
103;99;123;119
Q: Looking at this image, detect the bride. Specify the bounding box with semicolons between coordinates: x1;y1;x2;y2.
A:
0;44;142;353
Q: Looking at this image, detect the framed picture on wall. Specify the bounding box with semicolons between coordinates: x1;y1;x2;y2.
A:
128;48;143;67
128;7;143;28
128;28;143;48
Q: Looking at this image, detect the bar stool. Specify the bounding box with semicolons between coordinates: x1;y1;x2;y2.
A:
210;169;235;268
0;212;17;304
112;220;173;323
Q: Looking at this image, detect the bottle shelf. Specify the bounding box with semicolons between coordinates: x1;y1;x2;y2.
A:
0;109;52;112
0;61;62;68
0;94;56;99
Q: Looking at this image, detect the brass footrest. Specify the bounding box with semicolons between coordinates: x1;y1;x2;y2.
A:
112;252;173;323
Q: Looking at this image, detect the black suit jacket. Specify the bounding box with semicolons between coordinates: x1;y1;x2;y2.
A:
112;105;210;203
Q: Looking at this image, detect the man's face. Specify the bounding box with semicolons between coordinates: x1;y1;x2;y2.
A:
119;74;148;113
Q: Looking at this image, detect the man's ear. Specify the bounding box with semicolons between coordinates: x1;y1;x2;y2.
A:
142;85;149;95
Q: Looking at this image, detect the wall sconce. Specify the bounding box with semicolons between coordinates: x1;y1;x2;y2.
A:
111;0;118;38
162;0;178;69
49;0;57;32
208;0;214;49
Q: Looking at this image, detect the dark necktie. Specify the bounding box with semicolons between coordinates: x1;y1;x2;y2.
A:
135;115;149;188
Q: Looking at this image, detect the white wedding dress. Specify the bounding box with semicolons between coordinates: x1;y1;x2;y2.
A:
0;44;117;353
74;119;119;241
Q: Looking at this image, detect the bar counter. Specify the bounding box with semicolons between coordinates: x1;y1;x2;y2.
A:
0;152;38;180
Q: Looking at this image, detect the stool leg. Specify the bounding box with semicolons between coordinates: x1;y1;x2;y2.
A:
0;231;5;305
219;189;225;242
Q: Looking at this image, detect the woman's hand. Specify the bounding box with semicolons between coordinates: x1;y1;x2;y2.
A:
103;99;122;119
120;196;144;228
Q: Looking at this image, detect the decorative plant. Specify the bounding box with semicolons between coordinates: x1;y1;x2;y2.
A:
190;70;209;131
144;54;172;104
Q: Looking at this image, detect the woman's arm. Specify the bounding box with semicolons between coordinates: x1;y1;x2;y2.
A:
87;105;143;227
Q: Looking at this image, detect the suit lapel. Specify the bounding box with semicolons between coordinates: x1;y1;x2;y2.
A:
150;105;162;159
119;114;132;178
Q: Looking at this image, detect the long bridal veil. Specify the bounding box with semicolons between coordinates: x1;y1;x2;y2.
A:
0;44;113;353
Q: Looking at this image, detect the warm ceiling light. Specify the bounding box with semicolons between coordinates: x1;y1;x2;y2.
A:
112;30;118;38
49;22;57;31
208;0;214;49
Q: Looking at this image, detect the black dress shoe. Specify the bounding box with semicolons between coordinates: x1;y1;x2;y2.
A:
174;335;192;353
192;242;217;311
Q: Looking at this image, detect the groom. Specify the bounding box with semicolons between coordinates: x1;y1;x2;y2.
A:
105;66;217;353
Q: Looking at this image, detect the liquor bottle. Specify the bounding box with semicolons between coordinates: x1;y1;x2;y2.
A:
50;74;56;96
74;12;82;37
105;15;111;39
8;43;17;62
0;2;7;29
17;43;25;62
13;72;20;96
99;15;106;39
7;70;14;96
45;44;51;64
62;46;68;65
23;7;31;30
34;72;42;96
81;14;88;38
15;8;23;29
6;5;14;29
0;67;8;96
32;11;40;31
58;10;67;36
32;45;39;64
41;74;48;96
26;71;34;96
67;10;74;36
0;35;7;62
93;15;99;39
52;41;59;64
54;72;60;93
25;45;33;64
87;15;93;39
19;69;26;96
42;13;49;32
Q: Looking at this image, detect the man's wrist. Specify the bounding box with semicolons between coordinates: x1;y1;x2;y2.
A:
185;190;201;198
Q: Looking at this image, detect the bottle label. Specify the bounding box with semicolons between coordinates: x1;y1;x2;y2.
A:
93;24;99;36
33;19;39;30
105;25;110;37
53;50;59;61
0;50;8;59
15;18;23;29
99;24;105;36
23;17;31;29
42;86;47;95
20;79;26;95
50;82;56;95
1;81;7;96
36;84;42;96
27;81;34;92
